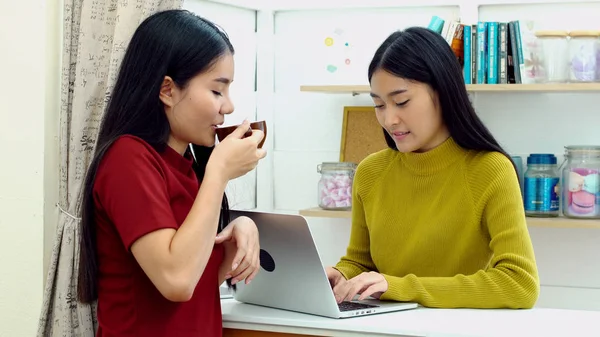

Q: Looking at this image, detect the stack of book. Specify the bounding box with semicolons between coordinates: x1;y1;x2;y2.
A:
428;16;535;85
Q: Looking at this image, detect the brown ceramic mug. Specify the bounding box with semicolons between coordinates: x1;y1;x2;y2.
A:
215;120;267;149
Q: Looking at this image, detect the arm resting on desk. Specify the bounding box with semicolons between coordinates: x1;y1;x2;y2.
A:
380;158;540;309
380;261;539;309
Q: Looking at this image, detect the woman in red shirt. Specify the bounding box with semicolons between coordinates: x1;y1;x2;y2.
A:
75;10;265;336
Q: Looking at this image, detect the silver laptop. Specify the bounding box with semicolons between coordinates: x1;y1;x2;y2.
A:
229;210;418;319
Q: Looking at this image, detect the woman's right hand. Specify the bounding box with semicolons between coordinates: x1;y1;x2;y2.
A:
208;121;266;181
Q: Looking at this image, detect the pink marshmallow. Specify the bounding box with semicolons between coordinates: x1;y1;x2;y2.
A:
330;190;343;201
334;175;351;188
335;199;351;208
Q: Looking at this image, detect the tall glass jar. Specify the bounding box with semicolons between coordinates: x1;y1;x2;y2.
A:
524;154;560;217
561;146;600;219
317;162;357;210
535;31;569;83
568;31;600;82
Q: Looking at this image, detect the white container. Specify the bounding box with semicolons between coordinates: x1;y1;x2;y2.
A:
534;31;569;83
568;31;600;82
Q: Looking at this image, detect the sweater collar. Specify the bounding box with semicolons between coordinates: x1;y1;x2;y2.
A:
399;137;467;175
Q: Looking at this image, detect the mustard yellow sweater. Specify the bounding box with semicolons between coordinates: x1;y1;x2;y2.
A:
334;137;540;309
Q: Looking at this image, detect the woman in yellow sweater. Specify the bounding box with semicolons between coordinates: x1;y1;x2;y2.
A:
326;27;540;309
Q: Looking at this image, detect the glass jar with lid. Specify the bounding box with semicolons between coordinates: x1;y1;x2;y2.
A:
568;31;600;82
535;31;569;83
317;162;357;210
560;146;600;219
524;154;560;217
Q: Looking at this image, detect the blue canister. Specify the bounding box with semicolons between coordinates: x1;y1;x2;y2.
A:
524;154;560;217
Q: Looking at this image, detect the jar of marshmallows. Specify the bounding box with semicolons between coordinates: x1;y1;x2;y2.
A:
317;162;357;210
561;145;600;219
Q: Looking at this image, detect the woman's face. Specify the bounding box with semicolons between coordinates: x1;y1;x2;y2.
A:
370;69;449;153
160;53;235;154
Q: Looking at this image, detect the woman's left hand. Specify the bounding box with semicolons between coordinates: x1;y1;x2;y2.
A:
332;271;388;303
215;216;260;285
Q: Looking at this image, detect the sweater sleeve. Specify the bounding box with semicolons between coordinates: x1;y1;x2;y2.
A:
379;155;540;309
334;161;378;280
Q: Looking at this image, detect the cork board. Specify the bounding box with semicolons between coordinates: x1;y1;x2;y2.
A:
339;106;388;164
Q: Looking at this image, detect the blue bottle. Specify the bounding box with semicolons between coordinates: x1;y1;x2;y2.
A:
523;154;560;217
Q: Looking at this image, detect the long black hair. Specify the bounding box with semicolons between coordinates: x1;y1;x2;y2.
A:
77;9;234;303
368;27;513;163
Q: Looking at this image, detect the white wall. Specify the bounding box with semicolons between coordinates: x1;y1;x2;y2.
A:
0;0;61;336
185;0;259;210
269;3;600;310
272;6;462;210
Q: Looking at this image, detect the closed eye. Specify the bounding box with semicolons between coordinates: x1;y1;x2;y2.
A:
212;90;222;96
396;100;409;106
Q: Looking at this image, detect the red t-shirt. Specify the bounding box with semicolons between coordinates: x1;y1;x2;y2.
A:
93;135;224;337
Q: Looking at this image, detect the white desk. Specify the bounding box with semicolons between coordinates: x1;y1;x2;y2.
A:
221;299;600;337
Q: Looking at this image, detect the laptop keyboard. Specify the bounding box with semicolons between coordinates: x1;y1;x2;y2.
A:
338;301;378;312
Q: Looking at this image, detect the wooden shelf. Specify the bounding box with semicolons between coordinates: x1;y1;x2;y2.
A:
526;217;600;229
299;207;600;229
300;207;353;218
468;84;600;92
300;83;600;94
300;85;370;94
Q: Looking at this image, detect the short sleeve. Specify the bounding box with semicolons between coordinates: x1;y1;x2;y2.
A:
94;136;179;249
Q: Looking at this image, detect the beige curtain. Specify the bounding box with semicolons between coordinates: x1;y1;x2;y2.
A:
38;0;184;335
